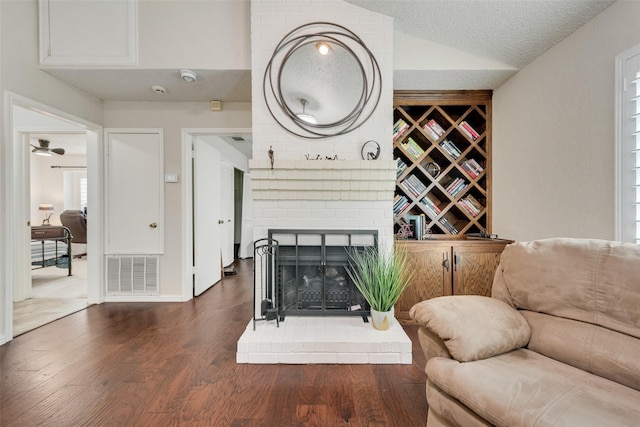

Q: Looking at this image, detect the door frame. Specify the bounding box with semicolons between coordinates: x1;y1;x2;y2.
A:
180;128;251;301
2;91;104;343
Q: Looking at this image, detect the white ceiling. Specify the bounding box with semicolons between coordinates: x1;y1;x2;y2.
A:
43;0;616;103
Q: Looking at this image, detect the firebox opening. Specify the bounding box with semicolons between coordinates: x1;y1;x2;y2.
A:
269;229;378;321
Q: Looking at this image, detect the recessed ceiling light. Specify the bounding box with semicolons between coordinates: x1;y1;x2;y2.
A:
180;69;197;83
152;85;167;94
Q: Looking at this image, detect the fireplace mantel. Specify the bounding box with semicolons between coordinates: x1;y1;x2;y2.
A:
249;159;397;201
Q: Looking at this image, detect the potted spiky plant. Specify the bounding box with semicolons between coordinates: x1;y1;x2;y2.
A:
347;245;413;330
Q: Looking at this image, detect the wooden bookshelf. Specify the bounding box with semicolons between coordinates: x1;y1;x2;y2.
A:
393;90;493;237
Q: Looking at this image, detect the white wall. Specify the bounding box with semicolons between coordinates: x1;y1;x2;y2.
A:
138;0;250;69
0;0;103;124
103;101;251;296
492;0;640;242
1;0;102;342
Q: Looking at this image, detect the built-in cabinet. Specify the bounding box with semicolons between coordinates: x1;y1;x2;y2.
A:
395;237;512;323
393;90;492;237
39;0;138;65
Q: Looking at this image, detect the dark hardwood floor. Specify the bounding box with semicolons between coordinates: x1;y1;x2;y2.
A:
1;259;428;426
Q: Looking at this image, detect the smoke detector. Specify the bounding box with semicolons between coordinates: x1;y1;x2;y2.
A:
152;85;167;94
180;69;197;83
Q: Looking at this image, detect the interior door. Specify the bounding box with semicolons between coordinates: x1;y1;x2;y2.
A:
106;131;163;254
220;162;235;267
193;139;222;296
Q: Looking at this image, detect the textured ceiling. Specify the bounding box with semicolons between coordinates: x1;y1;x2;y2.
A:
44;0;616;102
348;0;615;69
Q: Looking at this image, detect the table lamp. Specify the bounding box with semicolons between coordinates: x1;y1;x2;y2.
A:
39;204;54;225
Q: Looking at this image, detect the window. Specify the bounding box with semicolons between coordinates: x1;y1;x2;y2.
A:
616;45;640;244
80;177;88;209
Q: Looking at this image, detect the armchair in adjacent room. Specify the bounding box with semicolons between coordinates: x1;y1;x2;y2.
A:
59;210;87;258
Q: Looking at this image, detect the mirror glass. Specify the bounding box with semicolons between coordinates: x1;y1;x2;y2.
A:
263;22;381;139
279;42;364;125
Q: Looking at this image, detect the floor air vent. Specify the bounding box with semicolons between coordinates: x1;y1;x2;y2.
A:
107;256;159;295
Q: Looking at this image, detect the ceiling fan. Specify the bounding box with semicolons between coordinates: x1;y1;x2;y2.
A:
31;139;65;156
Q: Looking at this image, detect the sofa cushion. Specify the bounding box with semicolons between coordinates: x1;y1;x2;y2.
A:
426;349;640;427
410;295;530;362
522;310;640;392
491;238;640;339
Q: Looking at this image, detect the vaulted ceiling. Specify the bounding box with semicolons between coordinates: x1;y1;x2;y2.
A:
45;0;616;103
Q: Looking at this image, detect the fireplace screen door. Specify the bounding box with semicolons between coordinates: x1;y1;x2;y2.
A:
268;229;377;318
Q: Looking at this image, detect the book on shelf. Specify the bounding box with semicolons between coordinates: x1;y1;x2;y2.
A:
419;197;441;219
459;199;480;217
459;121;480;140
468;158;484;172
439;217;459;234
393;118;410;141
445;177;468;197
402;137;424;160
393;194;410;215
422;124;440;141
424;119;446;138
439;139;461;159
401;174;427;198
460;159;482;178
396;158;408;177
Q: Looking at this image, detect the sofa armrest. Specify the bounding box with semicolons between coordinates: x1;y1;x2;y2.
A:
409;295;531;362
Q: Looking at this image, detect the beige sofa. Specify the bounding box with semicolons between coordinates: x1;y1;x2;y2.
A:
409;238;640;427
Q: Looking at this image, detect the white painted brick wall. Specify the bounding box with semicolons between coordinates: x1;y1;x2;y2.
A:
251;0;394;240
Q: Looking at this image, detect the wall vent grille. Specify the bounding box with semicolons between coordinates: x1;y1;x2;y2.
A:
106;256;159;295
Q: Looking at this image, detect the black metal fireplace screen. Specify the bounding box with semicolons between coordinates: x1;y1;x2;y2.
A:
268;229;377;319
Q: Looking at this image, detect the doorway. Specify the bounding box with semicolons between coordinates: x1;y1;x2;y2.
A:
2;93;103;343
181;129;252;299
14;128;90;335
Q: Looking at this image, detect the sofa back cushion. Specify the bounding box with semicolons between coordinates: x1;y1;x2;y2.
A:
492;238;640;389
492;238;640;339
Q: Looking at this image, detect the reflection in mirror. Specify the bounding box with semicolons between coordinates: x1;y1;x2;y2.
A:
280;42;364;125
263;22;381;139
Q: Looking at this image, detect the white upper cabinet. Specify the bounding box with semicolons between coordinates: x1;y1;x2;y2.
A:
39;0;138;66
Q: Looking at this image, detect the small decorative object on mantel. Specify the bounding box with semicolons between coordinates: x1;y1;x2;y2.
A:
361;140;380;160
304;154;339;160
268;146;274;169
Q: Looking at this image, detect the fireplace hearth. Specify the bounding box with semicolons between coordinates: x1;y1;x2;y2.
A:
269;229;377;320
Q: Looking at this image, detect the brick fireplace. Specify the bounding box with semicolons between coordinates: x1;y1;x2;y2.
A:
239;0;407;364
236;160;412;364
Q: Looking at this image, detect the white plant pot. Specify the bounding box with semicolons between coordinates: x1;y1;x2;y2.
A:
370;307;394;331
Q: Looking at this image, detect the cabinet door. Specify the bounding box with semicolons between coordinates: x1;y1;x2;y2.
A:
395;242;451;322
452;244;505;296
106;130;163;254
39;0;138;65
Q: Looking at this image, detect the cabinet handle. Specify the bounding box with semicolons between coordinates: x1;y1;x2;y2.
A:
149;222;158;228
443;252;450;271
218;219;225;224
454;253;460;271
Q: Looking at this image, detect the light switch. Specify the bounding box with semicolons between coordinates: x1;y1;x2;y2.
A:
164;173;179;183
